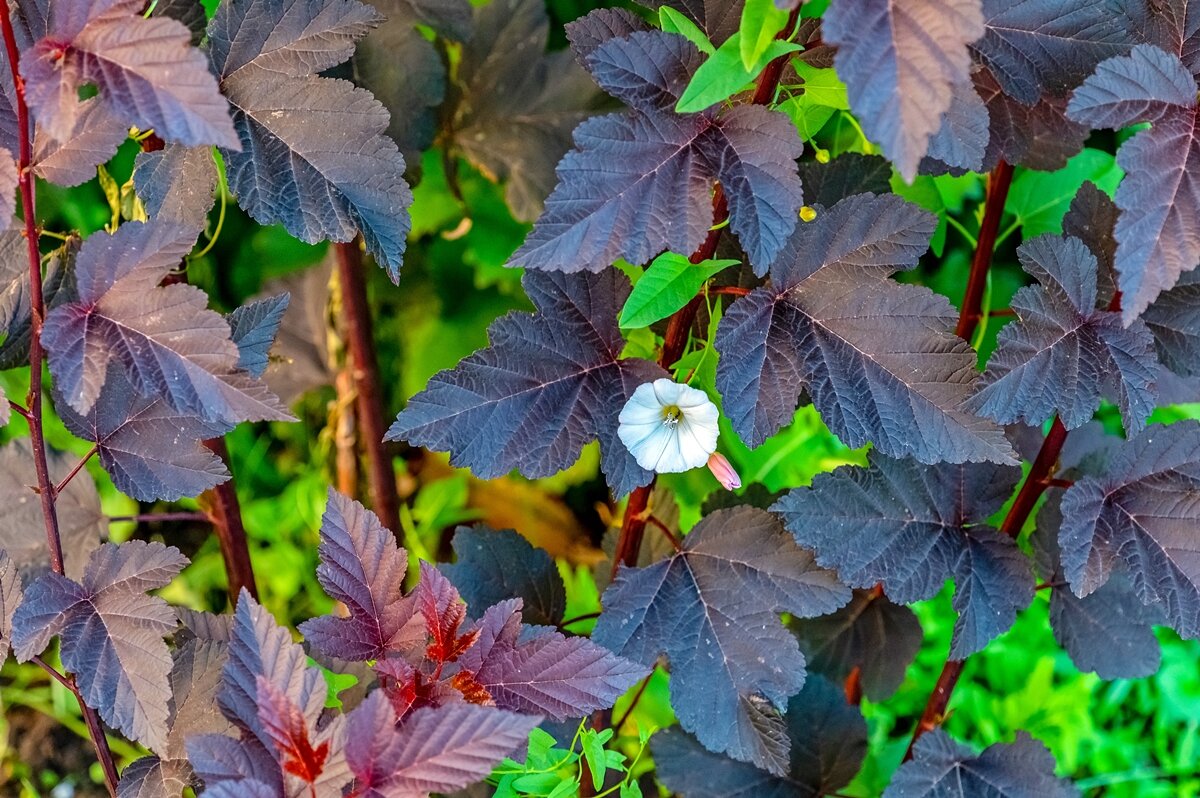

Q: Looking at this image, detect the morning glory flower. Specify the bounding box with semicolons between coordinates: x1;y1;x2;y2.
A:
618;379;720;473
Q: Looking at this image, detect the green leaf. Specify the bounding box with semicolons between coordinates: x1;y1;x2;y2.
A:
581;728;608;790
659;7;714;55
548;779;580;798
619;253;739;328
1007;148;1121;238
792;61;849;109
525;727;558;768
513;773;566;795
739;0;789;70
676;33;803;113
621;782;644;798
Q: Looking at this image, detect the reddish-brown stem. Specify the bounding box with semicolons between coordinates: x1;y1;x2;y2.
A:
202;437;258;601
109;512;211;525
334;366;359;496
989;308;1016;318
646;514;683;552
334;241;401;535
706;285;750;298
30;654;72;690
956;161;1015;341
843;666;863;705
612;484;651;578
53;445;97;497
613;673;654;730
8;399;30;421
560;611;603;628
1;10;119;793
908;416;1070;755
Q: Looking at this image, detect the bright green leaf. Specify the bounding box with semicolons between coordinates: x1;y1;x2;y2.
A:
658;7;714;55
791;61;849;109
676;33;802;113
548;779;580;798
513;773;566;795
581;729;608;791
621;782;644;798
739;0;789;70
619;253;739;328
1007;148;1121;238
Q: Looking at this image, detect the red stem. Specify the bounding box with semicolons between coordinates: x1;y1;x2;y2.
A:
905;660;966;759
108;511;211;525
334;241;401;535
0;9;119;793
956;161;1014;341
613;673;654;730
53;445;96;496
202;437;258;600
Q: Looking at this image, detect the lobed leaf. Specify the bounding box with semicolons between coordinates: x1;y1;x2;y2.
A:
592;506;849;773
133;144;218;231
775;453;1032;658
11;541;186;751
442;525;566;627
715;193;1015;464
886;730;1077;797
387;270;665;498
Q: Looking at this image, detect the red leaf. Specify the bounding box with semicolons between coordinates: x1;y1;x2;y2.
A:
256;675;330;783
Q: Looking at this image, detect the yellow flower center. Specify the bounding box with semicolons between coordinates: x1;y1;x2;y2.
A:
661;405;682;427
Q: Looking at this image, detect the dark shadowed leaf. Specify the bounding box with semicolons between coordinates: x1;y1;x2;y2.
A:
0;232;76;371
167;638;234;758
1061;181;1119;306
299;490;415;661
257;259;335;404
824;0;983;179
592;506;849;773
775;454;1032;657
1033;496;1160;679
208;0;412;280
228;294;290;379
922;78;989;174
454;599;647;719
886;730;1077;797
445;0;605;222
1145;273;1200;378
0;550;20;662
968;235;1159;435
116;756;192;798
42;220;290;424
1059;421;1200;639
149;0;207;45
509;28;803;275
57;366;231;502
345;692;538;798
1066;44;1200;320
0;440;104;580
23;0;236;147
791;588;922;701
795;154;892;209
133;145;217;230
715;193;1015;464
653;675;868;798
637;0;743;46
387;270;665;498
11;541;186;751
442;526;565;627
566;8;648;62
975;70;1089;172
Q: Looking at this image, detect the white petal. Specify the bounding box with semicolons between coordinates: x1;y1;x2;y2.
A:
619;393;665;426
651;378;685;406
624;424;676;471
674;418;717;470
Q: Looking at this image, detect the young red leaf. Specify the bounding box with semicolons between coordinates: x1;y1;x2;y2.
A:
454;599;647;720
10;541;186;751
592;506;849;774
208;0;412;281
775;454;1033;658
715;193;1016;464
825;0;983;180
344;691;539;798
442;525;566;627
968;235;1159;435
22;0;237;148
1060;421;1200;639
299;490;419;661
387;270;666;498
887;731;1076;797
415;562;478;667
256;675;332;783
653;676;868;798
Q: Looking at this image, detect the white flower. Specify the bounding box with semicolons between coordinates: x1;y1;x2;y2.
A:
618;378;720;473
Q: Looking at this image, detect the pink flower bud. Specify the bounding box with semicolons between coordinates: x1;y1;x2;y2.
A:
706;452;741;491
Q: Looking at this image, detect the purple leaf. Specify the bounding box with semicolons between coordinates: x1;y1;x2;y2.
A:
1059;421;1200;639
345;692;539;798
446;0;605;222
1144;274;1200;378
31;97;127;187
256;675;332;784
794;154;893;210
23;0;236;147
592;506;849;774
791;589;923;702
565;8;647;62
714;193;1015;464
975;69;1089;172
825;0;984;180
387;270;665;498
167;638;234;759
41;220;290;425
0;147;15;223
228;294;291;379
149;0;206;45
442;526;566;627
968;235;1159;435
1061;181;1120;306
507;87;804;274
117;756;192;798
11;541;186;751
455;599;647;719
635;0;741;46
584;30;703;113
922;79;989;174
0;232;76;371
653;675;868;798
886;730;1077;797
208;0;412;281
57;366;231;502
775;454;1032;658
1066;44;1200;320
0;550;21;662
299;490;417;661
0;439;104;580
133;144;217;230
186;732;280;789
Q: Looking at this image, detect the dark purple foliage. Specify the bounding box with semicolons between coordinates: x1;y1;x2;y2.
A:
133;144;218;230
887;731;1078;797
592;506;849;774
442;525;566;627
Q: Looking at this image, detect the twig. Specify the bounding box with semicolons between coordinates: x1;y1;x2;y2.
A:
53;445;97;497
613;673;654;731
202;437;258;600
108;512;211;525
560;611;603;628
8;399;30;421
334;241;401;535
956;161;1014;341
645;514;682;552
705;285;750;298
